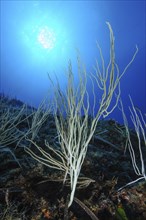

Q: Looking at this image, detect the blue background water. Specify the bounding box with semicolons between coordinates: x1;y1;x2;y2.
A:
0;0;145;124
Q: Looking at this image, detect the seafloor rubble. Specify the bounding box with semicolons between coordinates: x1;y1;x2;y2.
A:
0;95;146;220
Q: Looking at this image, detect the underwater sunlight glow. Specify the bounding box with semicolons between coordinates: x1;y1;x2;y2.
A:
1;0;145;122
22;24;57;52
37;26;56;50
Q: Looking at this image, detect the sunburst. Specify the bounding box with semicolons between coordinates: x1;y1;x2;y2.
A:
37;26;56;50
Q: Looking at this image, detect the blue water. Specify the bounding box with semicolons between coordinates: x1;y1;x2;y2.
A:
0;0;145;125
